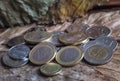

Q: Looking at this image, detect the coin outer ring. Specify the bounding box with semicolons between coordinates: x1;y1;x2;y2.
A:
59;32;88;45
8;44;30;60
24;31;52;44
40;63;62;76
84;45;113;65
29;43;56;65
86;26;111;39
56;46;83;66
2;53;28;68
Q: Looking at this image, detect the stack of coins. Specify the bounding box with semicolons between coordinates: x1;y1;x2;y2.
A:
1;25;118;76
2;44;30;68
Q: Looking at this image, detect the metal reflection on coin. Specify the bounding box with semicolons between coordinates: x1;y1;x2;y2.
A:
8;44;30;60
95;36;118;51
29;42;56;65
40;63;62;76
24;31;52;44
7;36;25;47
86;26;111;39
2;53;28;68
56;46;83;66
59;32;88;45
84;45;113;65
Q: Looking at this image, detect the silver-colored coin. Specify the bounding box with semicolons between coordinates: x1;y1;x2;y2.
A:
95;36;118;51
49;31;65;46
86;26;111;39
8;44;30;60
84;45;113;65
2;53;28;68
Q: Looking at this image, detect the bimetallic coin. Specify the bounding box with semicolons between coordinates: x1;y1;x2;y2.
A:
24;31;52;44
29;42;56;65
84;45;113;65
56;46;83;66
8;44;30;60
95;36;118;51
40;63;62;76
59;32;88;45
2;53;28;68
7;36;25;47
86;26;111;39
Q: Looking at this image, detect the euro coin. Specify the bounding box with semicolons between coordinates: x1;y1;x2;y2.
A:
40;63;62;76
24;31;52;44
2;53;28;68
8;44;30;60
59;32;88;45
56;46;83;66
29;42;56;65
86;26;111;39
84;45;113;65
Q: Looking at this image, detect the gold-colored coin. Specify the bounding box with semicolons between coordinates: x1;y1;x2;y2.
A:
40;63;62;76
29;42;56;65
56;46;83;66
59;32;88;45
24;31;52;44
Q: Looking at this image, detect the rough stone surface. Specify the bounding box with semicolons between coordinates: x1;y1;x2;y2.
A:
0;0;105;28
0;10;120;81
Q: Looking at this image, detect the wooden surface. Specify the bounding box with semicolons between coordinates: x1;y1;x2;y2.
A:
0;10;120;81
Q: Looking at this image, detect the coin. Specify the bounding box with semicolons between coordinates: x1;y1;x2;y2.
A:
56;46;83;66
24;27;46;34
59;32;88;45
66;23;89;33
8;44;30;60
40;63;62;76
95;36;118;51
86;26;111;39
29;42;56;65
48;31;65;47
84;45;113;65
7;36;25;47
24;31;52;44
2;53;28;68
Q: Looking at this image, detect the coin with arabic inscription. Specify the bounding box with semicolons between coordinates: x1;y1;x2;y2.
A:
86;26;111;39
40;63;62;76
8;44;30;60
95;36;118;51
56;46;83;66
84;45;113;65
2;53;28;68
29;42;56;65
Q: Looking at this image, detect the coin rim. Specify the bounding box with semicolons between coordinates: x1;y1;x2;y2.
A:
29;43;56;65
56;46;83;66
